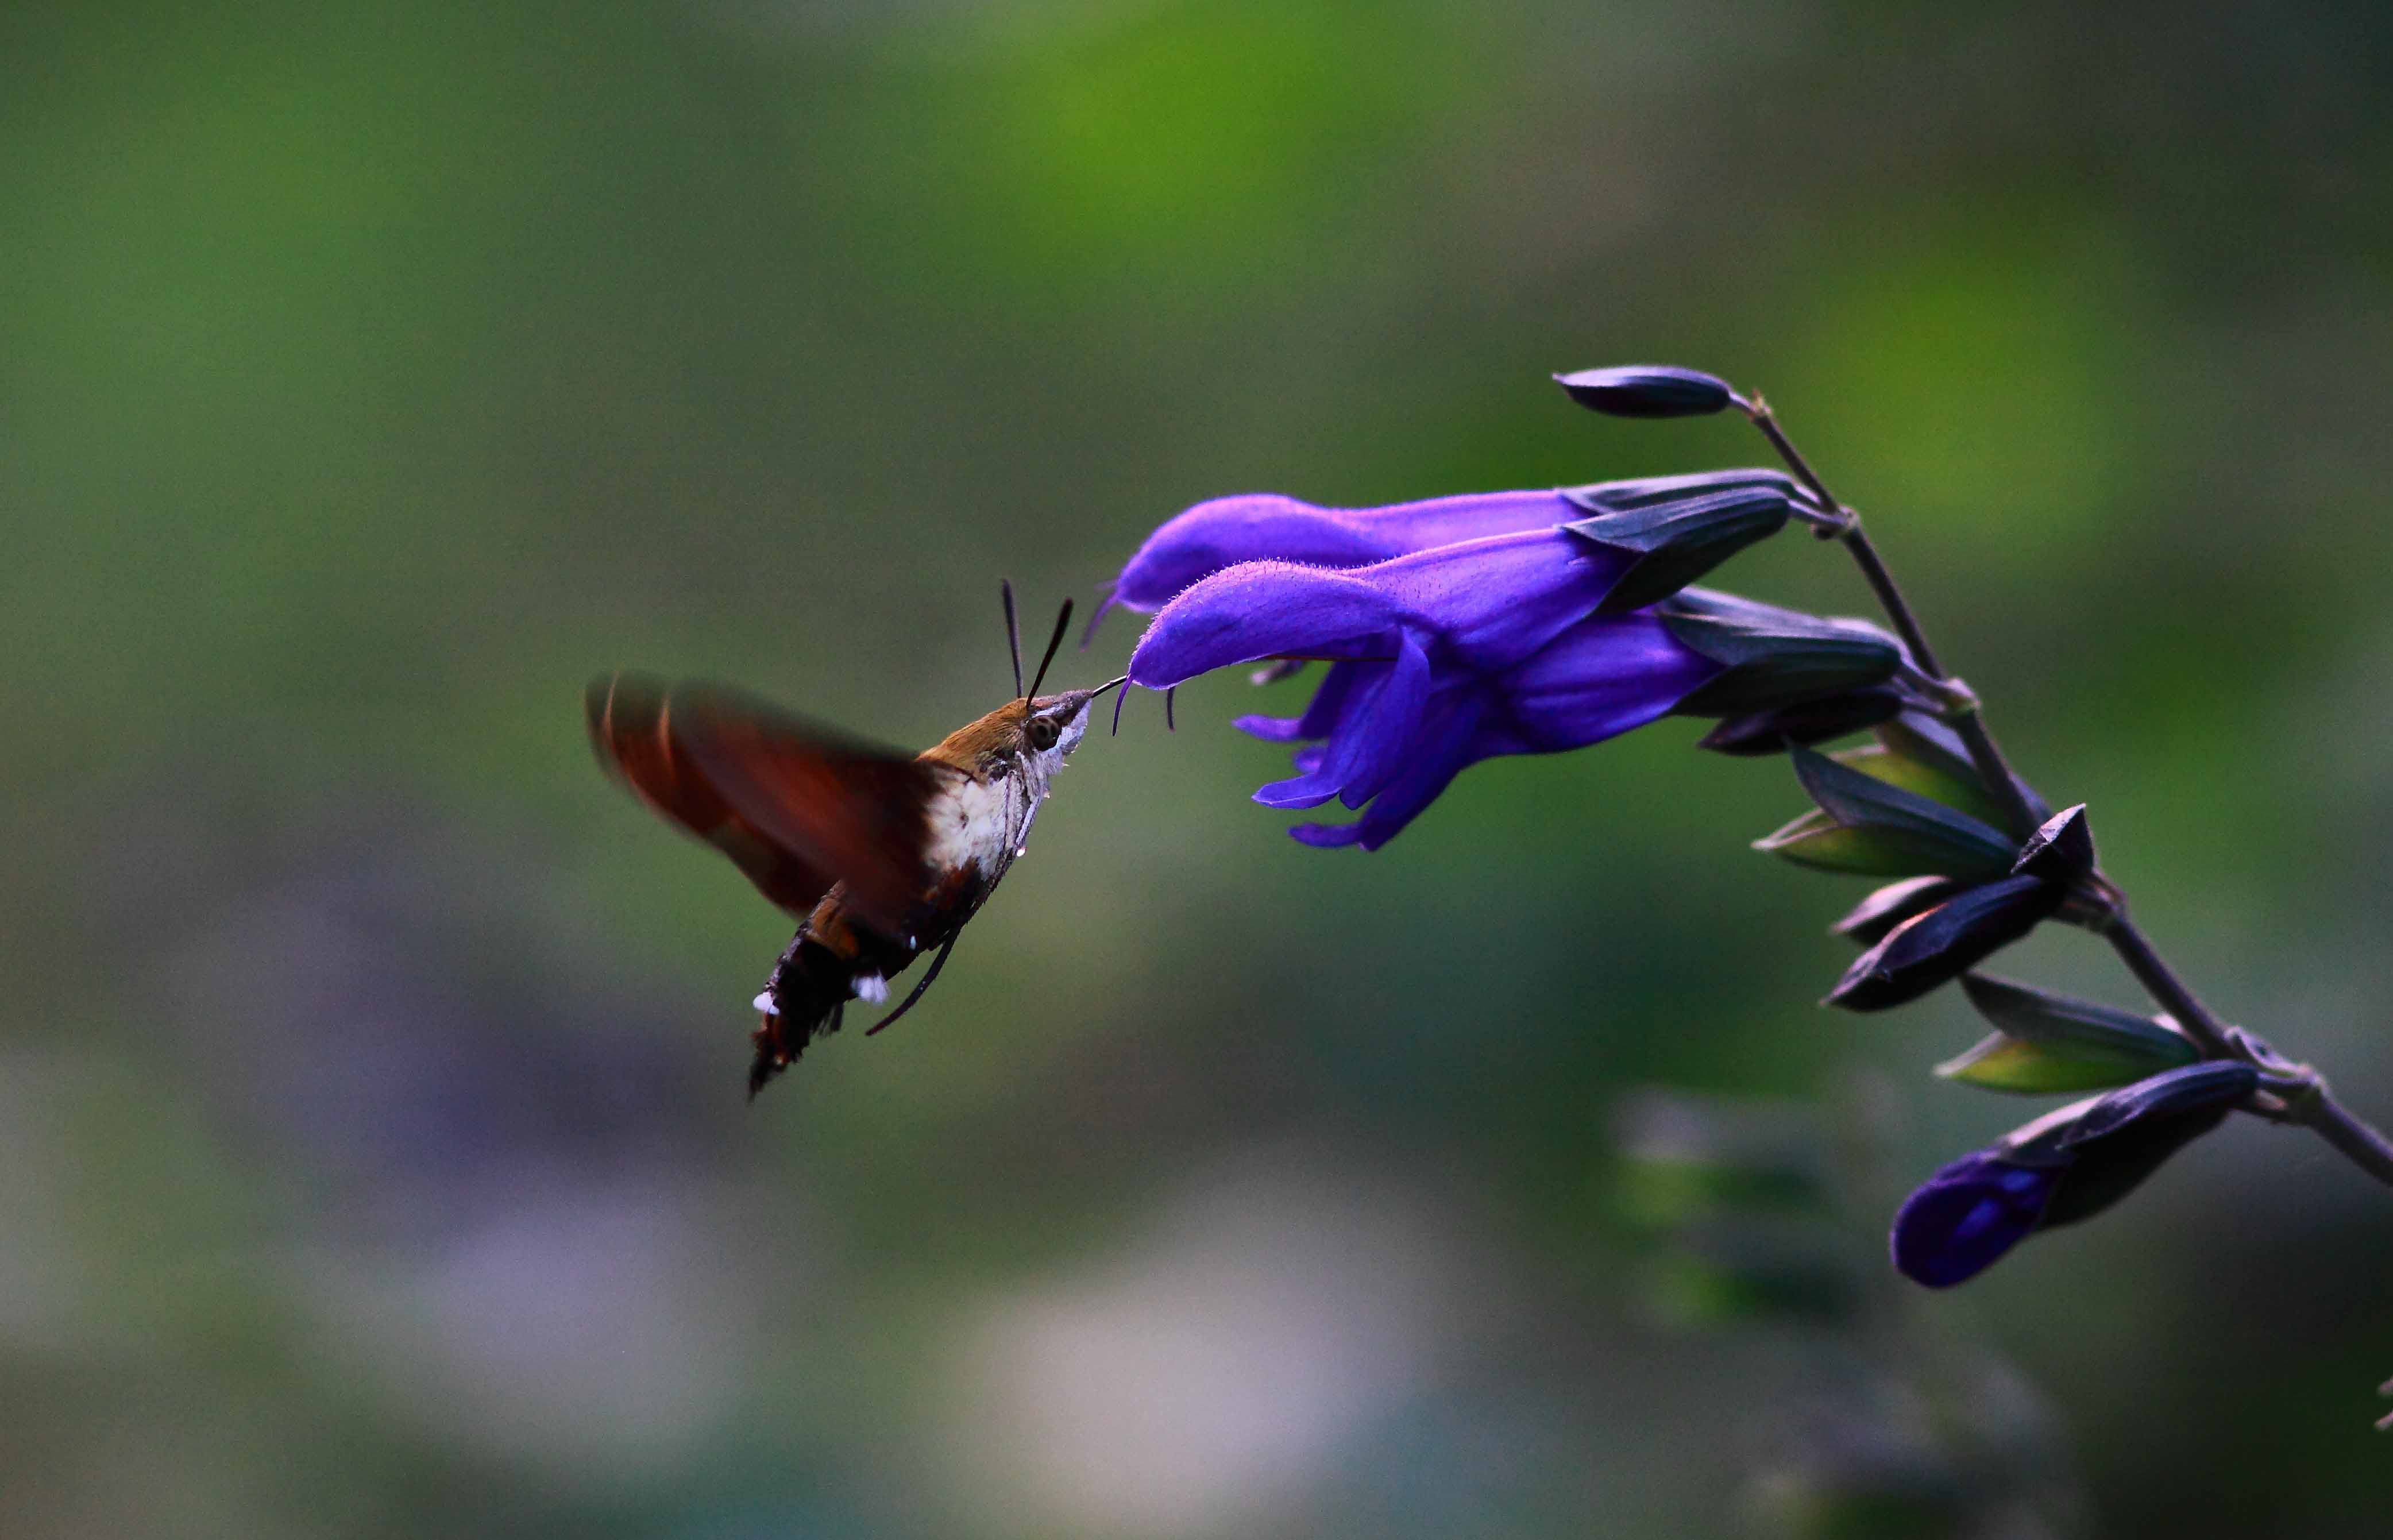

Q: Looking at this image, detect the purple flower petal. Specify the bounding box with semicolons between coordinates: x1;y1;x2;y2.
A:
1110;490;1580;613
1253;769;1342;809
1889;1151;2060;1288
1129;530;1628;689
1320;632;1431;810
1128;562;1404;688
1480;613;1719;753
1232;661;1368;743
1292;691;1491;850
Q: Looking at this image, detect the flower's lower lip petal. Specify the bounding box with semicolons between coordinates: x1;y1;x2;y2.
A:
1287;820;1367;848
1321;632;1432;810
1477;615;1723;752
1252;770;1341;809
1232;713;1309;743
1127;562;1402;688
1340;693;1490;849
1293;661;1365;738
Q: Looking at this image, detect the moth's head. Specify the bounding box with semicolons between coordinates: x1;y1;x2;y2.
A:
991;580;1126;775
1018;678;1125;770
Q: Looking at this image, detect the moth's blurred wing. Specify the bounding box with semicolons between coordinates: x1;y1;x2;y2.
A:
585;673;944;931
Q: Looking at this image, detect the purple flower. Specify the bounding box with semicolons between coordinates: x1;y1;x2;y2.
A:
1124;525;1722;848
1092;489;1580;635
1891;1062;2257;1288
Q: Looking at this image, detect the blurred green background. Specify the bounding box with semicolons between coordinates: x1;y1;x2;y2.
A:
7;1;2392;1534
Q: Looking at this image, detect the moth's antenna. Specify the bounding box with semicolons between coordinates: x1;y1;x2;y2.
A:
1026;599;1074;700
1111;681;1129;736
1165;685;1177;732
1002;580;1024;699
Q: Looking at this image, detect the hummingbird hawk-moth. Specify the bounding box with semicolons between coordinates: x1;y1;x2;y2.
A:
587;589;1124;1098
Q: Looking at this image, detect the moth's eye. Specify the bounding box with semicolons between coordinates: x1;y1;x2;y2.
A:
1028;717;1059;751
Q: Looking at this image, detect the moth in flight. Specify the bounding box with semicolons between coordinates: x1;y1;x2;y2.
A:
588;589;1124;1097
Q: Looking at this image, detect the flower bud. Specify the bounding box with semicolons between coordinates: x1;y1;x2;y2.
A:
1825;874;2064;1012
1832;875;1963;947
1892;1063;2256;1287
1553;364;1736;418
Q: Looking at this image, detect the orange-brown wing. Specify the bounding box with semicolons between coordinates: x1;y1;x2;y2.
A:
585;673;946;932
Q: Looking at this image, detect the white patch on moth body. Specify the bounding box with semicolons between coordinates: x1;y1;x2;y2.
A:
853;974;889;1004
923;701;1091;878
752;990;778;1017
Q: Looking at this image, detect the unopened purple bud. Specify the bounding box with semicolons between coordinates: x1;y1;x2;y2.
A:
1553;365;1736;419
1831;875;1964;948
1824;874;2065;1012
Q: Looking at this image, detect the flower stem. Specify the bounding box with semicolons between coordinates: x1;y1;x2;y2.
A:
2102;910;2393;1185
1740;396;2041;839
1740;391;2393;1194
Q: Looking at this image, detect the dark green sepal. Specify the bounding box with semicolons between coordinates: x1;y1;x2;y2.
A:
1696;685;1908;757
2039;1107;2235;1230
1938;973;2199;1094
1985;1082;2244;1232
1662;589;1905;717
1565;485;1797;614
1831;742;2010;833
2060;1061;2259;1150
1786;744;2018;881
1824;874;2064;1012
1559;467;1808;516
1879;713;2054;830
1753;809;1940;877
1553;364;1735;418
2012;804;2096;883
1832;876;1963;948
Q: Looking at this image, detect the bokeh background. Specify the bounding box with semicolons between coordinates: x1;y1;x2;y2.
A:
7;2;2392;1535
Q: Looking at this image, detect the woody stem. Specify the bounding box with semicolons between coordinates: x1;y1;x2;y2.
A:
1742;392;2393;1193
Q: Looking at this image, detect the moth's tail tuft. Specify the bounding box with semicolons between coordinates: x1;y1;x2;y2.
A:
746;938;852;1099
